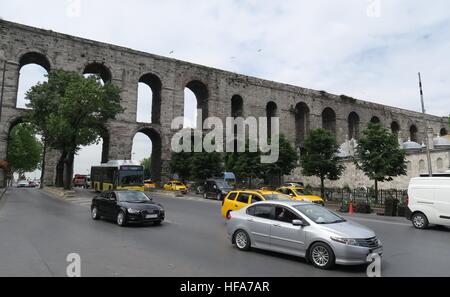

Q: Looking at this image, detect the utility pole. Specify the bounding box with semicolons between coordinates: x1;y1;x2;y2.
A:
418;72;433;177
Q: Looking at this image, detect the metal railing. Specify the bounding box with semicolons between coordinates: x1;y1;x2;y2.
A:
309;188;408;205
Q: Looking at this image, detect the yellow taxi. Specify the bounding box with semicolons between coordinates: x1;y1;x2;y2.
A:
144;179;157;190
276;186;324;206
163;180;188;194
221;189;290;219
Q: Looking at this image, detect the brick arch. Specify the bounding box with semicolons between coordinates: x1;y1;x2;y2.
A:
132;126;162;182
82;62;112;83
295;102;310;146
137;72;162;124
18;51;52;72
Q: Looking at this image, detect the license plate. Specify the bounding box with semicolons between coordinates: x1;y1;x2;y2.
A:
145;214;158;219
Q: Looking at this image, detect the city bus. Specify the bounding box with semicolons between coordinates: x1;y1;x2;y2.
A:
91;160;145;192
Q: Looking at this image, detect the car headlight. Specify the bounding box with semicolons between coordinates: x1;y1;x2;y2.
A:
331;237;358;246
127;208;141;214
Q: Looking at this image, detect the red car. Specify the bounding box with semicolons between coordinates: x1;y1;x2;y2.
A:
73;174;88;188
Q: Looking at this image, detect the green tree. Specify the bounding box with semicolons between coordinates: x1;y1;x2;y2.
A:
301;129;344;199
354;123;407;201
191;151;224;182
228;140;263;188
141;157;152;178
169;151;193;182
26;70;123;189
7;123;43;178
261;134;299;186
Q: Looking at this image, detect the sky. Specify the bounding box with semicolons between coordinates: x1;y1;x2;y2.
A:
2;0;449;178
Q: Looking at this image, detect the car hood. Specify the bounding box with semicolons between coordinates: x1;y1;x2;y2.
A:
119;201;163;210
318;220;376;239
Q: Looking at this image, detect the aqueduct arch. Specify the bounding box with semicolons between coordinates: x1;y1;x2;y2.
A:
0;20;447;185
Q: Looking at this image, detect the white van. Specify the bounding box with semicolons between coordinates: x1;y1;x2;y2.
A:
407;177;450;229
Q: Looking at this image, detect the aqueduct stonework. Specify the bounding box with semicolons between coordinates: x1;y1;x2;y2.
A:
0;20;448;185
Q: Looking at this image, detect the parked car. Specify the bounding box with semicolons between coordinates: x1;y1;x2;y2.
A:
277;186;325;206
227;200;383;269
91;190;165;227
73;174;88;188
282;181;305;187
203;179;233;201
163;180;187;194
221;190;290;219
406;176;450;229
144;179;157;190
28;181;38;188
17;180;29;188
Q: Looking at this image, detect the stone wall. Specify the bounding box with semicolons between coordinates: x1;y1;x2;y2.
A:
289;149;450;190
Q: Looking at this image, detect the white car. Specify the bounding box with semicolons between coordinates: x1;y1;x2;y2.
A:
17;180;29;188
406;177;450;229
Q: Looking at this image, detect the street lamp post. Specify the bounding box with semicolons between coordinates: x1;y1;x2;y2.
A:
418;72;433;177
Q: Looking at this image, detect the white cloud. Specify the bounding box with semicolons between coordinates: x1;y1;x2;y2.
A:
4;0;449;177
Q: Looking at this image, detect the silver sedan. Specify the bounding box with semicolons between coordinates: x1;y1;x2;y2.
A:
226;200;383;269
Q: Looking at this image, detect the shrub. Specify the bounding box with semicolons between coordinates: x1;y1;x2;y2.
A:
354;201;372;214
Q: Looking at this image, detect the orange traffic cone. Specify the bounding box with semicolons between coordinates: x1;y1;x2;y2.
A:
348;200;354;215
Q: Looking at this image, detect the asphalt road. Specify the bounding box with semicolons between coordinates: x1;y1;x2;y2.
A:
0;188;449;277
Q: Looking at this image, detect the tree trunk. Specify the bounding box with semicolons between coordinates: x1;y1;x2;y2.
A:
39;142;47;189
320;177;325;200
63;152;75;190
374;180;379;204
55;151;67;187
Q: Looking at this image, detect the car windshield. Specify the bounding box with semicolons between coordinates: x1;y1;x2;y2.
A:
293;188;313;196
120;171;144;186
117;191;151;203
263;193;291;201
293;204;346;224
174;182;184;186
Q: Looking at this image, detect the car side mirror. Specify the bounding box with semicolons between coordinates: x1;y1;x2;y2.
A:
292;220;305;227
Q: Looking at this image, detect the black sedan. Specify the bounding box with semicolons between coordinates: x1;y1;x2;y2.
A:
91;190;165;227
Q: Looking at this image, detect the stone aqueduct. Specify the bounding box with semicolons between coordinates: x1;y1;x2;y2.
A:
0;20;448;185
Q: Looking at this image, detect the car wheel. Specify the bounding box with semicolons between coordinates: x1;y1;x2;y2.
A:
91;206;100;220
234;230;251;251
117;211;127;227
412;212;429;229
154;220;162;226
309;242;335;270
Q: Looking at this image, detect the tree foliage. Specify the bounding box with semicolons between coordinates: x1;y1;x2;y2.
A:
7;123;43;176
140;157;152;178
169;151;193;182
25;70;123;189
301;129;344;198
191;151;224;182
354;123;407;199
261;134;299;185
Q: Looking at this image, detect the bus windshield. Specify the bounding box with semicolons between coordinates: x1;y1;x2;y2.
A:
120;170;144;186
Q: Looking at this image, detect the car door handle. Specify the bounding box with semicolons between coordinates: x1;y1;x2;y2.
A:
273;224;281;227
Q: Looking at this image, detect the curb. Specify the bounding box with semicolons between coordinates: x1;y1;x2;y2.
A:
41;187;76;201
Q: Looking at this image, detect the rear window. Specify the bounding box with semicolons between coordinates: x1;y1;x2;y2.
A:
227;192;238;201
